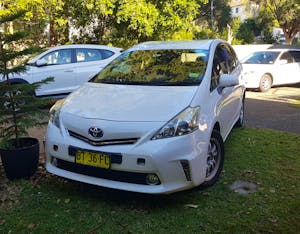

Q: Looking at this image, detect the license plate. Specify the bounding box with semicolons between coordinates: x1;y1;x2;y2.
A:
75;150;110;169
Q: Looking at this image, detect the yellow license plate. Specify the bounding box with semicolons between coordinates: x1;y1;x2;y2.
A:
75;150;110;169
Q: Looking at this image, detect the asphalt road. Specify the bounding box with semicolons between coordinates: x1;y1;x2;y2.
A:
245;84;300;135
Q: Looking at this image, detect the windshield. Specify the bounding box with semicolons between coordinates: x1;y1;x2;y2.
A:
243;51;280;64
93;49;209;86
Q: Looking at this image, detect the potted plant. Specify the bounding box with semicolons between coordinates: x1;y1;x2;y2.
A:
0;10;53;180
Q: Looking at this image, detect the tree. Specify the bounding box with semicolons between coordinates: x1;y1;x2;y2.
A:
198;0;231;32
65;0;117;44
254;0;300;45
256;7;276;43
66;0;207;47
112;0;159;47
0;0;67;46
236;19;256;44
0;10;52;148
155;0;203;40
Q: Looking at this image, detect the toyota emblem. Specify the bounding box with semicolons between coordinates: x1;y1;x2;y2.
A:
88;127;103;139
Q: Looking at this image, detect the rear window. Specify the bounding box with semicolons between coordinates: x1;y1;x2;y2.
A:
290;51;300;62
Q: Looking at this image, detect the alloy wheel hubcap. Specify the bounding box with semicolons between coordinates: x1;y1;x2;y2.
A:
240;103;244;123
206;138;220;180
262;77;271;90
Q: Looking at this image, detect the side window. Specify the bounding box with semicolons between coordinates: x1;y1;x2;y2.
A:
226;45;239;71
76;49;102;62
42;49;72;65
101;50;114;59
279;52;294;63
75;49;114;62
290;51;300;62
211;45;230;91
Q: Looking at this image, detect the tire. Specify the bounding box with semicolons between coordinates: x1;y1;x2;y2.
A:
200;130;225;189
235;97;245;128
259;74;272;92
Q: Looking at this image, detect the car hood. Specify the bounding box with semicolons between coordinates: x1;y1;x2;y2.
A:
61;83;198;122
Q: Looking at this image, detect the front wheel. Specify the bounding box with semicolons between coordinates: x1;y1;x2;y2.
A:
259;74;272;92
235;97;245;128
200;130;225;189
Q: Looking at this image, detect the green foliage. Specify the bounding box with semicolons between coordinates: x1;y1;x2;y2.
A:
1;0;67;46
236;19;257;44
255;6;276;43
194;28;219;40
66;0;116;44
254;0;300;45
155;0;201;40
198;0;231;32
0;0;230;47
0;10;53;149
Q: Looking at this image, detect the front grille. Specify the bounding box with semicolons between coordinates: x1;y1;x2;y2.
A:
55;158;161;185
68;130;139;146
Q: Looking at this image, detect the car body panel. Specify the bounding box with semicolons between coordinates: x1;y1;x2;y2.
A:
63;83;198;122
242;49;300;89
45;39;245;194
3;44;122;96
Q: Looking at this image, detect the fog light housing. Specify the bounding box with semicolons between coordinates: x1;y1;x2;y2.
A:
52;157;58;167
180;160;192;181
145;174;160;185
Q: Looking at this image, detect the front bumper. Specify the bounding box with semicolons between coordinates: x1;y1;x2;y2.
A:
45;122;209;194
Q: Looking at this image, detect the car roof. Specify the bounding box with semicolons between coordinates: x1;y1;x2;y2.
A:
266;48;300;52
48;44;122;52
127;39;223;51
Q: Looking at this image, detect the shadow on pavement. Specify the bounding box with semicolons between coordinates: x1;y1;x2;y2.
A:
245;97;300;135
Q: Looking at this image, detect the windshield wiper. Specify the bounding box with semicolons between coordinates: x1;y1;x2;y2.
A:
147;81;199;86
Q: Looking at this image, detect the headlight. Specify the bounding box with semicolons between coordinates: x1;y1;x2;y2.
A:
49;99;64;128
151;106;200;140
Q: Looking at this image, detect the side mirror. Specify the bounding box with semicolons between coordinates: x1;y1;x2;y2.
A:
219;74;239;88
36;58;48;67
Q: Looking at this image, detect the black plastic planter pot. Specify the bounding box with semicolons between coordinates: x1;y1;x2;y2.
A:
0;137;39;180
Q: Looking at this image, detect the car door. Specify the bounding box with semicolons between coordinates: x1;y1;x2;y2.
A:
211;44;243;137
32;49;76;96
74;48;118;88
274;50;300;85
288;51;300;83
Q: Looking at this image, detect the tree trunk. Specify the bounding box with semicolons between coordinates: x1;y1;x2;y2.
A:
49;19;57;46
285;36;293;45
281;24;298;45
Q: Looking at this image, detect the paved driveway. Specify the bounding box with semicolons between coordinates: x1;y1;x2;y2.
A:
245;84;300;135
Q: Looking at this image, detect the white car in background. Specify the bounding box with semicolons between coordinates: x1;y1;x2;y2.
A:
46;39;245;194
242;49;300;92
3;44;122;96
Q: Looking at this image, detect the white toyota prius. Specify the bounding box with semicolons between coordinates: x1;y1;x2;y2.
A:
45;39;245;194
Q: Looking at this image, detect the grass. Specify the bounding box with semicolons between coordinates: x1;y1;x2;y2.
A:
290;99;300;107
0;127;299;234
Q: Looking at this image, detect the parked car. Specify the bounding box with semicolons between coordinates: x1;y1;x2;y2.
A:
242;49;300;92
1;44;122;96
45;39;245;194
